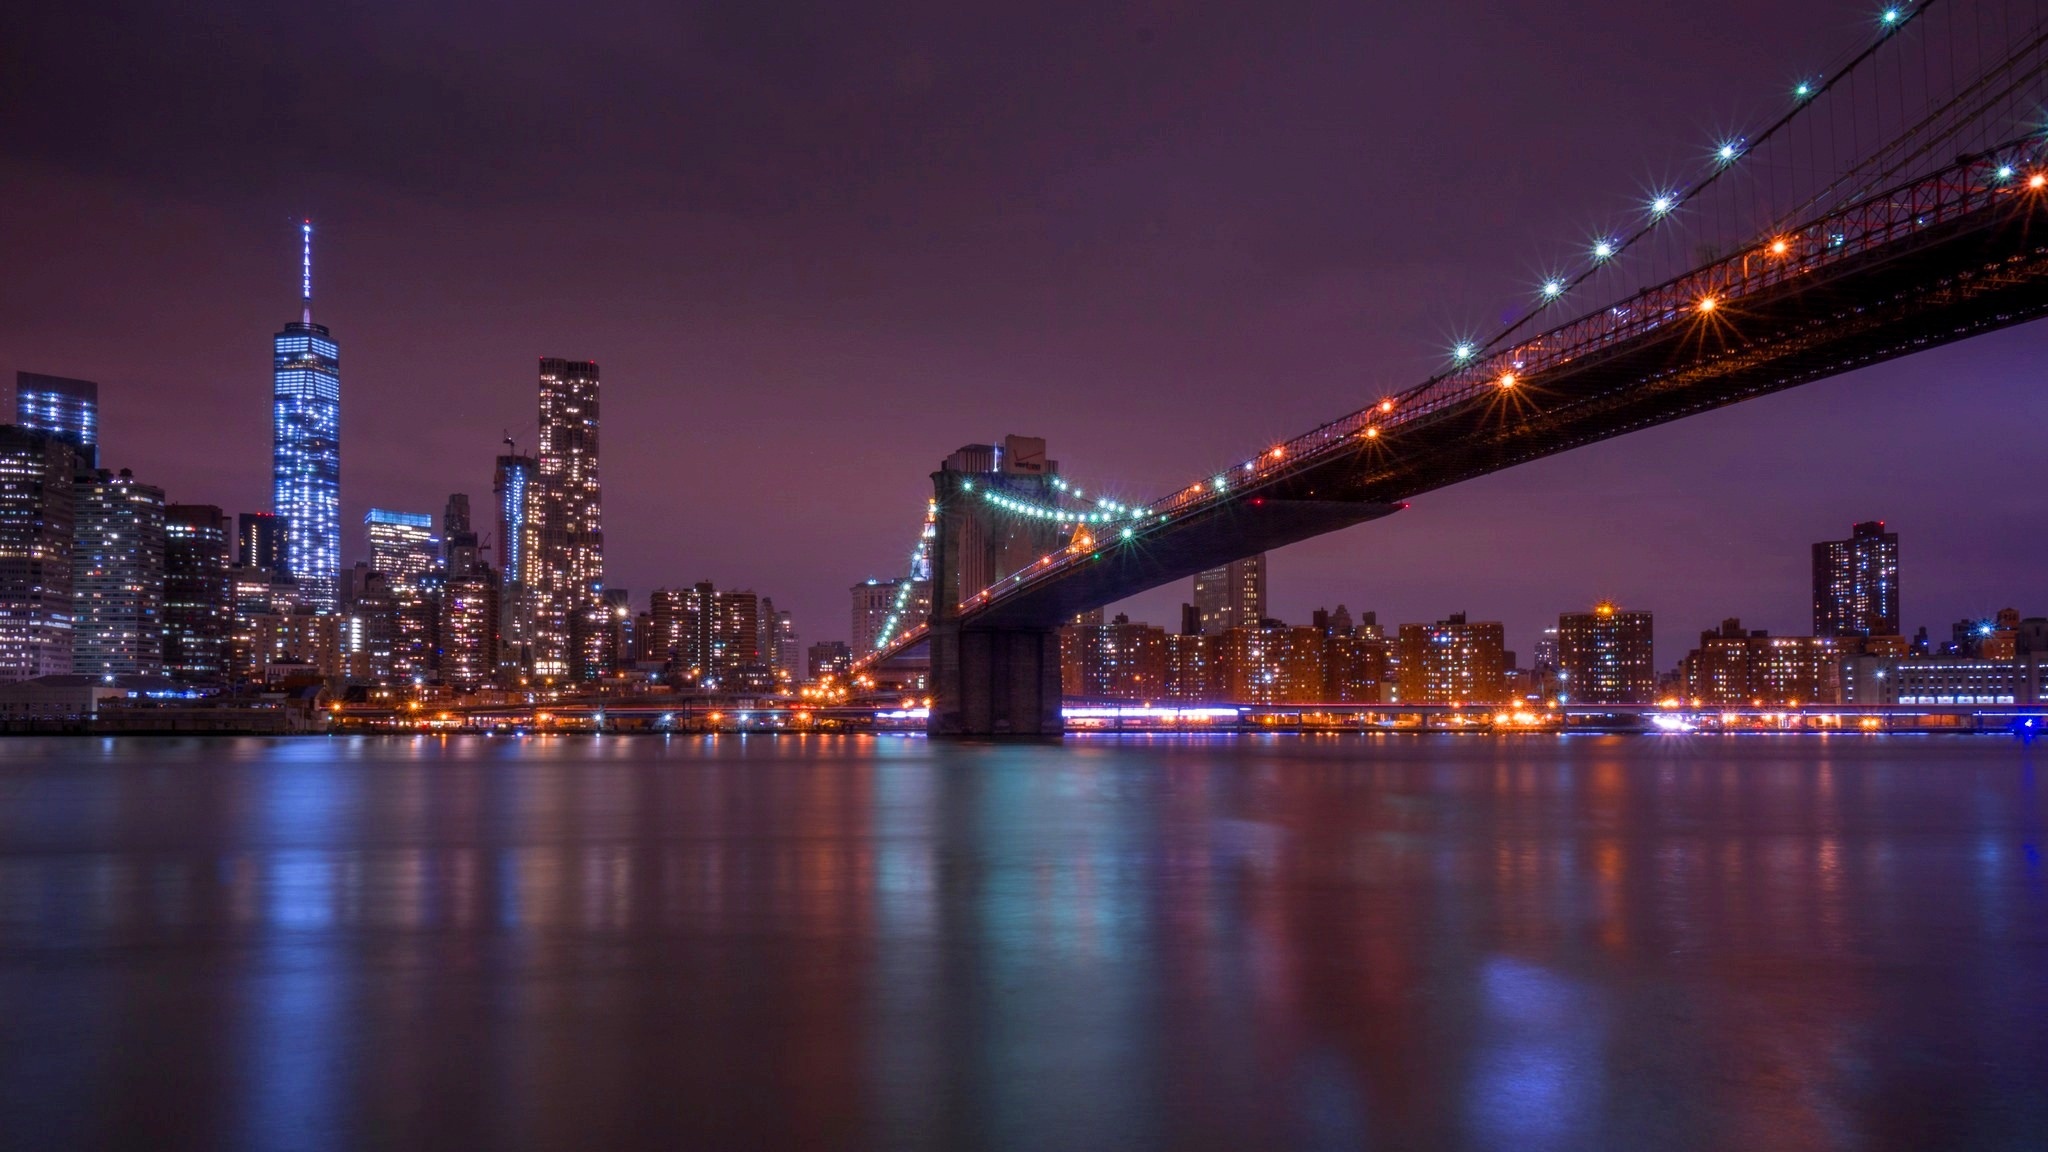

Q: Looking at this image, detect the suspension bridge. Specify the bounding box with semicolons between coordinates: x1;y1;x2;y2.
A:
854;0;2048;736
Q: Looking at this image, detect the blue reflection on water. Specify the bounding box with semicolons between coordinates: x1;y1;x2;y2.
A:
1466;957;1602;1151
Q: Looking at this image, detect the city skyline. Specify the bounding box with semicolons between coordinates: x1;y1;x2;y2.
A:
3;2;2045;653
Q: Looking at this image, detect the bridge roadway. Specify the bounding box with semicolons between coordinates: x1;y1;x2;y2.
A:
896;145;2048;736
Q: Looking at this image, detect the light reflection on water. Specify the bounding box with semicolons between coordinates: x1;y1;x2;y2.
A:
0;734;2043;1151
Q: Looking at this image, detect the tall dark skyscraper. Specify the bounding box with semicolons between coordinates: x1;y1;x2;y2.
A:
493;450;538;678
164;504;232;684
0;427;77;681
14;372;98;469
272;220;340;613
1813;520;1901;637
530;359;602;679
237;511;287;573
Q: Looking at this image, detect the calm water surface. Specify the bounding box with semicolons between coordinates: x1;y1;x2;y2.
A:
0;734;2044;1151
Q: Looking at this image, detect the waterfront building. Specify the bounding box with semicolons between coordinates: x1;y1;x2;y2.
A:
1164;633;1218;701
1396;614;1507;705
1062;614;1169;700
529;358;603;679
1813;520;1900;638
237;511;287;574
72;468;165;677
707;588;761;688
1680;618;1844;706
0;427;77;681
807;640;852;680
1193;554;1266;636
226;565;301;684
770;607;800;682
14;372;98;468
648;586;698;676
339;569;396;686
249;609;341;684
1323;631;1392;703
163;505;232;684
1557;603;1655;704
1839;654;2034;706
272;221;341;613
1214;623;1326;704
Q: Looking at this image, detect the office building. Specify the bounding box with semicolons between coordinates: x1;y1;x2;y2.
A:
15;372;98;469
494;450;538;676
1813;520;1900;637
1193;554;1266;635
1557;603;1655;704
1396;613;1507;705
237;511;288;574
851;577;930;654
0;427;77;681
365;509;439;590
443;493;479;575
72;468;166;677
530;359;603;678
272;221;341;613
163;505;232;684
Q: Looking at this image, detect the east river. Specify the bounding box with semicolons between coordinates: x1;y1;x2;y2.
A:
0;734;2043;1150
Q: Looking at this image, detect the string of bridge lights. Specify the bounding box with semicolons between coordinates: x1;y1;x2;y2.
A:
959;475;1149;526
864;1;1982;659
1442;1;1928;373
872;501;936;651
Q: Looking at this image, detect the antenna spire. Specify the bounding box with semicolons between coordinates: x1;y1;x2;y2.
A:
300;219;313;324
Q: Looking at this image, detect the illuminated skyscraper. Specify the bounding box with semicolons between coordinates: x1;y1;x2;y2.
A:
14;373;98;469
494;450;537;677
272;221;340;613
72;468;166;676
0;427;77;681
1813;520;1900;637
1193;554;1266;635
364;509;439;590
530;359;602;677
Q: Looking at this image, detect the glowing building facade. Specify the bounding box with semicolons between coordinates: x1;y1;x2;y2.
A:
273;221;340;613
1192;554;1266;635
1813;520;1900;638
72;468;166;676
1556;602;1655;704
0;427;77;681
15;373;98;469
530;360;602;678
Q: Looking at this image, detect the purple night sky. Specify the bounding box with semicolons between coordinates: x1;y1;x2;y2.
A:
2;0;2042;664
